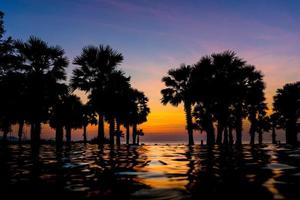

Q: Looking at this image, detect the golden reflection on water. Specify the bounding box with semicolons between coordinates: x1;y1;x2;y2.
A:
262;145;289;200
134;145;189;189
263;170;284;200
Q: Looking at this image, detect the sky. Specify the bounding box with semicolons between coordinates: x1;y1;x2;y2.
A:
1;0;300;142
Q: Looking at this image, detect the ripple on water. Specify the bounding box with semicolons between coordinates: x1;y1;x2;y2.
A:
148;160;168;166
288;153;300;158
265;163;296;170
65;184;90;192
131;188;190;200
62;162;89;169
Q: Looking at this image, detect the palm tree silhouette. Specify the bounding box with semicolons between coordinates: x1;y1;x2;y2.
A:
0;72;28;142
161;64;195;145
192;56;216;145
256;111;270;144
71;45;123;144
0;13;24;142
50;94;83;145
102;70;131;145
15;36;68;145
244;67;266;145
191;51;265;145
50;99;65;146
273;82;300;144
62;95;83;145
130;89;150;145
0;73;18;141
49;83;69;146
269;112;283;144
209;51;247;144
82;104;97;143
193;103;215;145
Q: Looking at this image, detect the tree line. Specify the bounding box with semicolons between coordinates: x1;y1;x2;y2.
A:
161;51;299;145
0;11;150;146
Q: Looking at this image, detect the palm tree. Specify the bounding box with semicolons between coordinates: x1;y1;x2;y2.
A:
161;64;195;145
113;73;131;145
49;83;69;146
269;112;283;144
256;111;270;144
1;72;28;142
210;51;247;145
0;72;17;141
82;104;97;143
71;45;123;144
130;89;150;145
191;56;216;145
244;67;266;145
120;88;136;145
230;65;259;146
191;51;263;146
248;102;267;145
50;94;84;145
15;36;68;146
273;82;300;144
231;101;246;146
0;14;24;142
62;95;83;145
0;74;29;142
193;103;215;145
49;99;65;146
102;70;131;145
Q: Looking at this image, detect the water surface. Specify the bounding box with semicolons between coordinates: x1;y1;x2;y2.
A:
0;144;300;199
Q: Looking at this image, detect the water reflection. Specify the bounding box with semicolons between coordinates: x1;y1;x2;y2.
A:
0;144;300;199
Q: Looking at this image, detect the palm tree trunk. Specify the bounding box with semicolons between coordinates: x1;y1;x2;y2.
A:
126;124;130;145
206;113;215;146
56;124;63;146
116;119;121;146
249;120;256;145
132;123;137;145
249;110;257;145
83;125;87;144
272;126;276;144
184;101;194;145
137;134;140;145
1;119;10;142
286;118;297;145
235;118;242;146
18;120;24;143
31;121;41;146
258;129;263;144
97;114;104;144
216;121;223;144
36;122;41;142
229;126;233;145
223;126;228;145
30;122;35;142
65;126;71;145
109;118;115;145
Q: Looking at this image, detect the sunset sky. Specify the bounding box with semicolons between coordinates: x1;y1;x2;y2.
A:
1;0;300;142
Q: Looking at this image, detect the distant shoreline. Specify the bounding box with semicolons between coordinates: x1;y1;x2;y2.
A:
1;140;298;146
